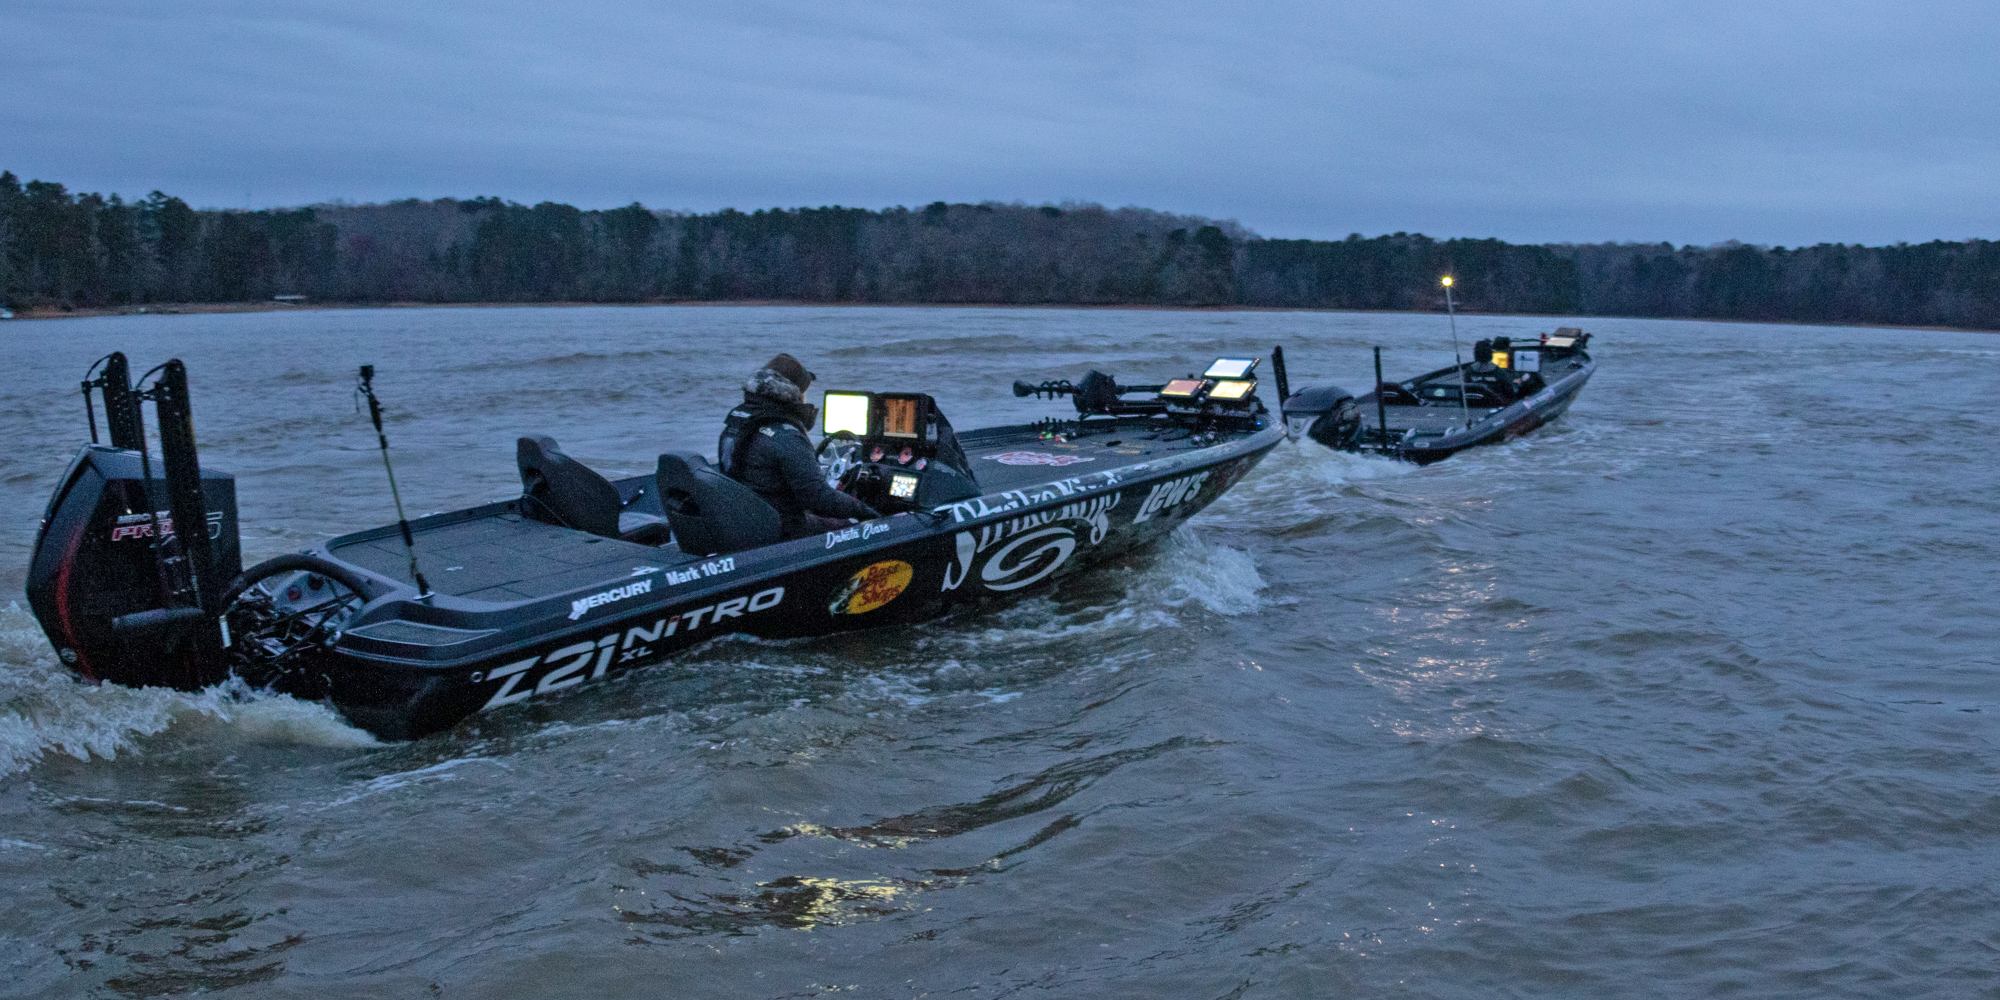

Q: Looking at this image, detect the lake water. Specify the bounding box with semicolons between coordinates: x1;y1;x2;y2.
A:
1;305;1996;998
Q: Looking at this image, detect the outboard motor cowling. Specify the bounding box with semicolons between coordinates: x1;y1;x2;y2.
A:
26;446;241;688
1279;384;1363;449
27;355;241;690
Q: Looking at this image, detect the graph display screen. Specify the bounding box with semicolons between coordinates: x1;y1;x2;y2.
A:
1202;358;1257;380
880;396;921;439
1160;378;1207;398
1208;379;1255;400
823;392;872;436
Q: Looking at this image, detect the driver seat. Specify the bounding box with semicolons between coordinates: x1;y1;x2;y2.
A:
656;452;782;556
517;436;671;544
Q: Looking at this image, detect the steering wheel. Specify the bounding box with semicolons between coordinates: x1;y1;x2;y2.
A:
816;430;862;488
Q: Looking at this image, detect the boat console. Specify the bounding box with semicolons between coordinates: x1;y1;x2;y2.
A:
817;390;981;515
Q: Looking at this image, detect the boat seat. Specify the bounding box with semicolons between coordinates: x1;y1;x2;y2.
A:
1460;385;1506;408
656;452;781;557
517;436;671;545
1377;382;1420;406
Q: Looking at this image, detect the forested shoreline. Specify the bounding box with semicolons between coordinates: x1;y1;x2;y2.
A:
4;171;1996;329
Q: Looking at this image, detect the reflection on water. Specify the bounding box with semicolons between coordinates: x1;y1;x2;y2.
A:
1;306;1997;997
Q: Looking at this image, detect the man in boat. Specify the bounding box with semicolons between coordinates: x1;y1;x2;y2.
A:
1465;339;1543;403
719;353;879;538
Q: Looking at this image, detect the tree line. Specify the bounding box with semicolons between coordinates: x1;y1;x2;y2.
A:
4;171;1996;329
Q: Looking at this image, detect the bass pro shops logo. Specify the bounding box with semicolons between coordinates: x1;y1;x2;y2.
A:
827;560;914;614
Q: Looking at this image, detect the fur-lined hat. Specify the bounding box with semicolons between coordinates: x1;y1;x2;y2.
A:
763;353;814;392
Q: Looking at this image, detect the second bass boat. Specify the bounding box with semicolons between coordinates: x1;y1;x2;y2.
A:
1281;329;1596;464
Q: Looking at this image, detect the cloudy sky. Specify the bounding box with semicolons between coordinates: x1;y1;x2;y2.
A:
4;0;1994;245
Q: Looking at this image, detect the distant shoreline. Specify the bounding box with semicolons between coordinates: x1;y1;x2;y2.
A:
4;299;1989;334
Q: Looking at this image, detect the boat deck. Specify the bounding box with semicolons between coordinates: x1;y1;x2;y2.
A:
328;515;685;601
956;421;1220;492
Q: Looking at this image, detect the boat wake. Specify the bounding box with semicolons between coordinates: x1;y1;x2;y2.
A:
0;604;376;777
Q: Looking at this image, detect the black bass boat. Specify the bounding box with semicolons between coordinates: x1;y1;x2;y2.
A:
27;353;1285;740
1280;329;1595;464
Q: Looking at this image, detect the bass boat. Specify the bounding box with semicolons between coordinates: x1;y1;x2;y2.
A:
27;353;1286;739
1280;329;1595;464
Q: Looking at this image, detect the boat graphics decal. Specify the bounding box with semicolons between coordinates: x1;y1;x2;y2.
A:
943;493;1120;593
484;585;786;709
663;555;735;586
109;510;225;542
934;474;1112;524
986;450;1096;467
824;521;893;549
569;578;654;620
1132;471;1211;524
827;560;914;614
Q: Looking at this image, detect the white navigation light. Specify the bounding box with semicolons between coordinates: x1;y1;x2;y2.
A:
1208;379;1255;401
823;391;872;437
1203;358;1257;380
890;473;919;499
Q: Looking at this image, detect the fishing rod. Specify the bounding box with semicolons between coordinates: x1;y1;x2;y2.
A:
1443;275;1470;428
356;365;433;599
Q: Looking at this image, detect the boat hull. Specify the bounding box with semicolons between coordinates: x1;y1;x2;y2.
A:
304;423;1285;739
1394;360;1594;464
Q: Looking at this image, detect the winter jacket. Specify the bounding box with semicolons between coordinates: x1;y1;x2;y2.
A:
720;369;878;538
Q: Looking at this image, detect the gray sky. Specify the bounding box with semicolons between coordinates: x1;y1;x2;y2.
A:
4;0;1995;245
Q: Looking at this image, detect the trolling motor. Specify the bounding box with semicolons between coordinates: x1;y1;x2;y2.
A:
27;355;242;688
1013;371;1167;417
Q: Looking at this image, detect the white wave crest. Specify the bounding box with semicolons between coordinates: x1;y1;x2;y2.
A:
0;604;375;776
1280;437;1415;486
1148;526;1268;616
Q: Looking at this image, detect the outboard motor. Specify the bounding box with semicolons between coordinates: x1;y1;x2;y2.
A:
1279;384;1363;450
25;355;241;689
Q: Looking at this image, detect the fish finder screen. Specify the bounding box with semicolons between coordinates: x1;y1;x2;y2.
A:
1160;379;1206;398
1203;358;1256;380
890;473;919;499
1209;379;1255;400
823;392;871;436
881;397;921;439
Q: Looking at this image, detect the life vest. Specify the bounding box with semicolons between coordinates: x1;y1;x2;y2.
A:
716;396;810;477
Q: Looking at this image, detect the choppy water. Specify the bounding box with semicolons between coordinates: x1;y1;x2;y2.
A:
2;306;1996;998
